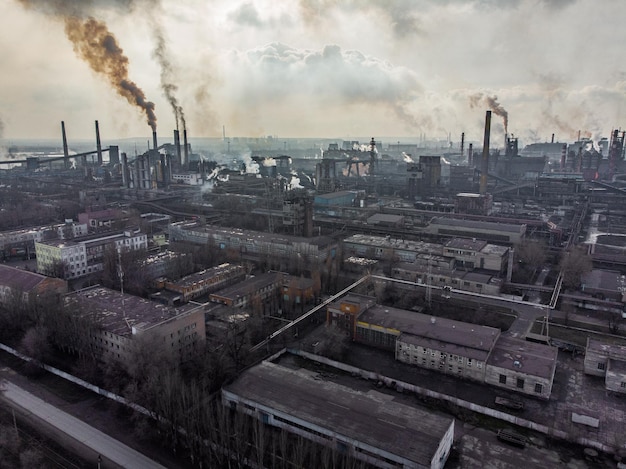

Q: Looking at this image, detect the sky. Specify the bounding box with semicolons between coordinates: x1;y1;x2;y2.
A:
2;0;626;145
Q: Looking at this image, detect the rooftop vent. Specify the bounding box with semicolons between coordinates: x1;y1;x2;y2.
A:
513;360;522;368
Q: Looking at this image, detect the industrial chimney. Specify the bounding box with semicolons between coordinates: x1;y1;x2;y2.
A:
174;130;182;166
468;143;473;167
479;110;491;195
95;120;103;165
460;132;465;160
61;121;69;169
152;131;158;153
183;129;189;166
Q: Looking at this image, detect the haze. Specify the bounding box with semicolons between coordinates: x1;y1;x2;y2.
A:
1;0;625;143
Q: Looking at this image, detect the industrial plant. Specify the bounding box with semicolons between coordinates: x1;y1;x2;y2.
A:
1;111;626;469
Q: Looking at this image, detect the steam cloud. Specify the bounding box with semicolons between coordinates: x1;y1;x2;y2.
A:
469;93;508;134
17;0;157;131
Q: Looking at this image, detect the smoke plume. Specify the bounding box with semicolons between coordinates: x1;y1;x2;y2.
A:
17;1;156;131
469;93;508;134
65;17;157;131
150;15;186;132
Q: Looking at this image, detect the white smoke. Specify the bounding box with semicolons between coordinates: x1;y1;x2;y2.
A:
402;152;414;163
289;176;303;189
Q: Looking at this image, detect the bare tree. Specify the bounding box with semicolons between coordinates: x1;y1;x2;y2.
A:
560;246;593;290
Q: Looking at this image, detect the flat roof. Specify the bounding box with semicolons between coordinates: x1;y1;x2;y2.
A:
344;233;441;254
172;222;334;249
360;305;500;361
486;336;557;379
431;217;525;234
445;237;488;251
171;263;243;288
223;361;453;466
210;272;282;301
68;286;200;337
587;338;626;361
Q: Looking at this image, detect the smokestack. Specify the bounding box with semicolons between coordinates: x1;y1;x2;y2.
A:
174;130;182;166
560;144;567;171
183;129;189;166
460;132;465;159
152;131;158;152
61;121;69;169
95;120;103;165
551;133;555;144
468;143;473;167
223;125;226;142
480;111;491;195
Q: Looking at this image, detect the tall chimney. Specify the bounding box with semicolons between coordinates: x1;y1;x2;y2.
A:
183;129;189;166
95;120;103;165
152;131;158;152
560;144;567;171
480;110;491;195
551;133;555;144
468;143;473;167
61;121;69;169
460;132;465;160
174;130;182;166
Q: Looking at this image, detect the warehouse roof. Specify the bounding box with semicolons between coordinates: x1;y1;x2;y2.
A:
223;360;453;467
486;336;557;379
360;305;500;361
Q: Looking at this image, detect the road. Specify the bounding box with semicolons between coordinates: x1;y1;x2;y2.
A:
0;379;167;469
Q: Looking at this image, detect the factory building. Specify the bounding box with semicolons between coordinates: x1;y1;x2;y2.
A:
484;336;557;400
158;263;246;304
0;265;67;307
222;360;455;469
327;294;557;399
343;234;510;278
67;286;205;364
169;222;337;268
584;338;626;395
209;271;283;312
425;217;526;244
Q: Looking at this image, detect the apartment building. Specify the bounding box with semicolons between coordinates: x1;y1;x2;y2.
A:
36;229;147;279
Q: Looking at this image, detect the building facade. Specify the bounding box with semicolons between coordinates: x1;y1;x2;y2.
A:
68;286;205;364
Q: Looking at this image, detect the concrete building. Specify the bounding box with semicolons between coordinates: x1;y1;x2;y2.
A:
222;360;455;469
425;217;526;244
443;238;509;274
162;263;246;303
584;338;626;395
67;286;205;364
484;336;558;400
0;265;67;306
327;294;557;399
36;229;147;280
209;271;284;312
169;222;337;268
78;208;125;232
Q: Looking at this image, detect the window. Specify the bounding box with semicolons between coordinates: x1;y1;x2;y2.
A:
597;362;606;371
499;374;507;384
534;383;543;394
516;378;525;389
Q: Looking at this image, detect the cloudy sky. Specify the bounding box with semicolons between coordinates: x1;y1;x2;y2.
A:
2;0;626;144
